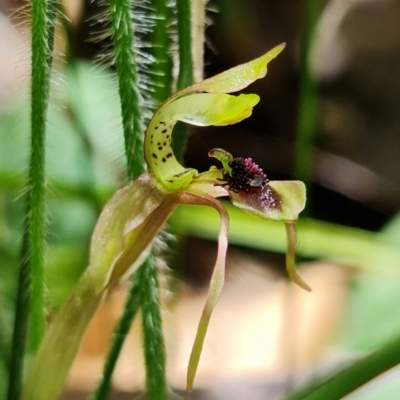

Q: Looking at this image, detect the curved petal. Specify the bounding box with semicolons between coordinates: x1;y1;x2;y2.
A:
166;93;259;127
177;43;286;95
144;93;259;191
285;222;311;292
175;190;230;390
228;181;310;291
144;44;285;191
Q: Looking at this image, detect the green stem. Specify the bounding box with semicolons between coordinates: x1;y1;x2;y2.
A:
139;253;169;400
173;0;194;161
284;334;400;400
176;0;194;91
91;275;141;400
105;3;169;400
29;0;57;354
294;0;321;201
109;0;145;179
7;0;57;398
7;230;30;400
150;0;173;104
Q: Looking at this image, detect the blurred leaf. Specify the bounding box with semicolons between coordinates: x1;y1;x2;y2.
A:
0;62;124;191
170;201;400;272
338;211;400;352
45;244;89;311
339;275;400;351
47;198;97;245
380;212;400;245
345;369;400;400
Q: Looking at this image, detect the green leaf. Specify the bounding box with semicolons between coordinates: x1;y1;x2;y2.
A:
170;203;400;272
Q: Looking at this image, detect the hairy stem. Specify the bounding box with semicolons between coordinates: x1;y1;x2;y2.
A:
104;3;169;400
139;253;169;400
7;0;57;398
29;0;57;354
151;0;173;104
7;232;30;400
109;0;145;179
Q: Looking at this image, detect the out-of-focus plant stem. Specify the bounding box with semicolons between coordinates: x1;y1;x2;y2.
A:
176;0;194;91
283;334;400;400
173;0;194;162
93;2;169;400
294;0;322;207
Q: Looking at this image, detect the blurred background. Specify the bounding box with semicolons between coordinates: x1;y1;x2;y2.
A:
1;0;400;399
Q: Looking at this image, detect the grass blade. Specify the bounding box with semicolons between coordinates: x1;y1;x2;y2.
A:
283;334;400;400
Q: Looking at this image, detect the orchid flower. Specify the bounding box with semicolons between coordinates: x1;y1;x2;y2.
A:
23;43;308;400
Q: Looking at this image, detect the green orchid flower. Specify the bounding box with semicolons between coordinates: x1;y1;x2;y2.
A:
23;43;308;400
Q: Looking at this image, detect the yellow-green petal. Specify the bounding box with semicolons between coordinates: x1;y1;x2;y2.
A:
175;189;230;390
177;43;286;95
144;44;285;192
144;93;259;191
